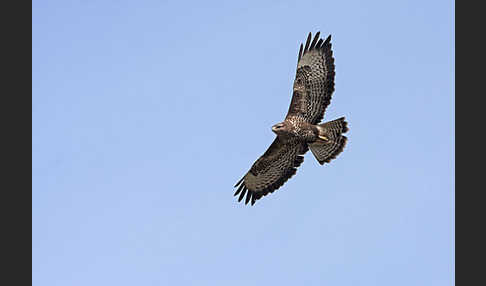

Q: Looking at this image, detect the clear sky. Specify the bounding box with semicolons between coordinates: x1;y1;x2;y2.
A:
33;0;454;285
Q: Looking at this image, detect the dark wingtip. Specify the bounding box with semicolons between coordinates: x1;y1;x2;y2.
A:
303;32;312;53
245;191;252;205
234;177;244;187
309;31;320;50
238;187;247;202
234;183;245;196
235;187;259;206
324;34;332;45
302;32;332;57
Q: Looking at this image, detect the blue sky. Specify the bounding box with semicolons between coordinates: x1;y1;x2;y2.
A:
33;0;454;285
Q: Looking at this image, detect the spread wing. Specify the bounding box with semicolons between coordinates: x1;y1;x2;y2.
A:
286;32;335;124
233;137;308;205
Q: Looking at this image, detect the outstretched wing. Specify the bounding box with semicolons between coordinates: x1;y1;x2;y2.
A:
233;137;308;205
286;32;335;124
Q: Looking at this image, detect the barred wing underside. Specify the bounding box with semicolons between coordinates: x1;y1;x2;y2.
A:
286;32;335;124
234;137;308;205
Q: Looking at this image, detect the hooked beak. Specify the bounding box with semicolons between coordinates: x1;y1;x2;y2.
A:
272;123;283;132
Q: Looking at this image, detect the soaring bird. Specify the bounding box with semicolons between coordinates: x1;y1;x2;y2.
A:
234;32;349;206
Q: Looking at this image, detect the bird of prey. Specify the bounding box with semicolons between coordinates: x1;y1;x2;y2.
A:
234;32;349;206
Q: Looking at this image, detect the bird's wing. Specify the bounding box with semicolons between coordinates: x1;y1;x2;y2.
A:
234;137;308;205
286;32;335;124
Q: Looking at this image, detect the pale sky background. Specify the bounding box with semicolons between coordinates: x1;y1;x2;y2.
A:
32;0;454;285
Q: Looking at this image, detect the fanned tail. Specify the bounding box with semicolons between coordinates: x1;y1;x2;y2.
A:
309;117;348;165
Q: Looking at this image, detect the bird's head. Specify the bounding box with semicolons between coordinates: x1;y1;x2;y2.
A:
271;121;289;135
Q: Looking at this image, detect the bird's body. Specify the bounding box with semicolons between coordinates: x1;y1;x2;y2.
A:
234;32;349;205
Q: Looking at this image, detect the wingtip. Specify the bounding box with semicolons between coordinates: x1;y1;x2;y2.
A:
303;32;312;53
298;43;303;61
309;31;321;50
234;177;244;187
234;183;245;196
301;32;332;56
245;191;252;205
325;34;332;43
238;187;247;202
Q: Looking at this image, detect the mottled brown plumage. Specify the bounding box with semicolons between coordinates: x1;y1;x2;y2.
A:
234;32;349;206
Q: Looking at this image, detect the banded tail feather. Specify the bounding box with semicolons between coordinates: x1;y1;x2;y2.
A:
309;117;348;165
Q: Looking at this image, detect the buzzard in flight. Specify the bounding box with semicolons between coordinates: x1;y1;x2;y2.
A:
234;32;348;206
